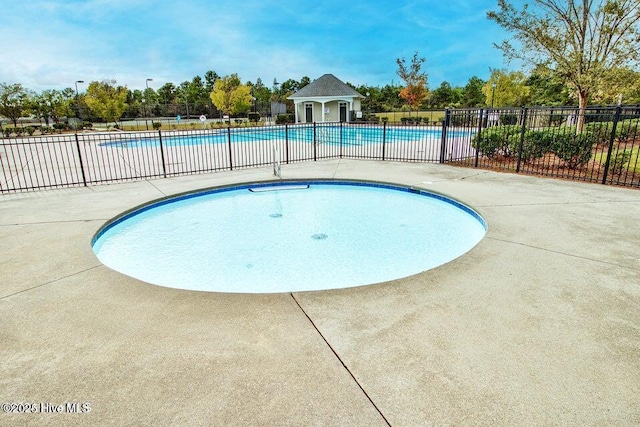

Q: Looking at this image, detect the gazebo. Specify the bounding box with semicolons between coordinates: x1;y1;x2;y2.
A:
288;74;365;123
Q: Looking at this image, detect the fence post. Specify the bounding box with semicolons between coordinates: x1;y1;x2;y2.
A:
313;122;317;161
158;130;167;178
285;123;290;164
601;105;622;184
474;109;484;167
339;121;344;159
227;125;233;170
382;120;387;161
439;109;450;163
516;107;528;173
74;133;88;186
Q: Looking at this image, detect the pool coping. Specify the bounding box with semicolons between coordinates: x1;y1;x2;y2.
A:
91;178;488;246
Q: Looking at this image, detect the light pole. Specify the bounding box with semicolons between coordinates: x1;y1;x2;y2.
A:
74;80;85;130
491;82;496;109
271;78;280;123
488;82;497;127
145;78;153;130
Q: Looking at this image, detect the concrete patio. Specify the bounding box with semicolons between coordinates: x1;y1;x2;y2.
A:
1;159;639;426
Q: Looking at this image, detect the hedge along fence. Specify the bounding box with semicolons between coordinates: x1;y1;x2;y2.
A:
450;106;640;186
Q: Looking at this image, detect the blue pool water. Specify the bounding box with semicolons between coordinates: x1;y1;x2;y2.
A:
100;125;467;148
92;180;486;293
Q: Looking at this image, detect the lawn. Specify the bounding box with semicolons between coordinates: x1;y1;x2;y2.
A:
375;110;445;124
594;146;640;173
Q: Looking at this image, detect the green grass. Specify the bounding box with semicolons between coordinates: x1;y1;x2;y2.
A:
375;110;445;124
595;147;640;173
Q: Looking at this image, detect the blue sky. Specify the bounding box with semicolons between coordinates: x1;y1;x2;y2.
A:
3;0;514;92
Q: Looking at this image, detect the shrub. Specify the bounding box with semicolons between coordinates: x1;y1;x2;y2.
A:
609;150;632;175
544;113;565;127
39;126;49;134
53;123;67;133
449;112;477;127
550;131;595;169
83;121;93;129
152;121;162;130
24;126;36;136
471;125;521;158
248;112;260;123
500;113;519;125
361;113;379;123
275;114;294;124
381;117;388;123
519;129;554;162
2;128;11;137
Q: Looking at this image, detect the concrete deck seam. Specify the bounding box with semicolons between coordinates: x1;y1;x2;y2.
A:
1;265;103;300
289;292;392;427
143;179;168;197
455;170;493;180
330;159;343;179
486;236;640;272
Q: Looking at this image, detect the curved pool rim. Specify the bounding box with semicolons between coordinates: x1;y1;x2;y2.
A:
92;179;487;246
91;179;488;293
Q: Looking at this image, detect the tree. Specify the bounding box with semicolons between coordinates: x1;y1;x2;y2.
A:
84;80;128;126
461;76;486;107
380;84;403;110
30;89;75;125
488;0;640;130
0;83;30;127
251;78;272;114
483;69;531;107
204;71;220;93
526;65;572;106
396;52;429;112
430;81;460;108
210;74;253;120
592;67;640;104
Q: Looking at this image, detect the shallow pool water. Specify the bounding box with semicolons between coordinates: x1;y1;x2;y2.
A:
92;180;486;293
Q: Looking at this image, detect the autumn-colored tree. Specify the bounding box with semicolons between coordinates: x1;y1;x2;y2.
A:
488;0;640;131
396;52;429;111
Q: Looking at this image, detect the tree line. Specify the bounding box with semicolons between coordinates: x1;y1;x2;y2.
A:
1;1;638;129
2;64;638;128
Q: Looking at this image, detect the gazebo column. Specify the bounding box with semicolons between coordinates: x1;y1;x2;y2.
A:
294;101;299;123
321;101;326;122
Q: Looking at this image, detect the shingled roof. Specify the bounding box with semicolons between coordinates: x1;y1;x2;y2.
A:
289;74;365;99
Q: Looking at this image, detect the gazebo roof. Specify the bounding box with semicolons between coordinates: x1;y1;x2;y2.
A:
288;74;365;99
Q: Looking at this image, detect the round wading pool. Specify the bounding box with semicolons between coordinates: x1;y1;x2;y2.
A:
92;180;487;293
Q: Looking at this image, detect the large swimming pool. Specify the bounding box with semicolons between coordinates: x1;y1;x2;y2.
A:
92;180;487;293
100;125;469;148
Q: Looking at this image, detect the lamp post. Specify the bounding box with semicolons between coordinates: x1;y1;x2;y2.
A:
272;78;280;123
487;82;497;127
74;80;85;130
491;82;496;109
145;78;153;130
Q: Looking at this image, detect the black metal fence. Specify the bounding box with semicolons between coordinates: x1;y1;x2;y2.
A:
446;105;640;186
1;106;638;193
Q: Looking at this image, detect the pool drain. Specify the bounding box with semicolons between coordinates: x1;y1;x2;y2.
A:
311;233;328;240
269;213;283;218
